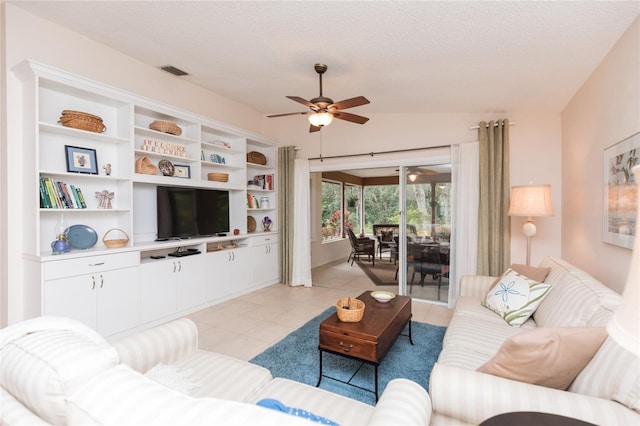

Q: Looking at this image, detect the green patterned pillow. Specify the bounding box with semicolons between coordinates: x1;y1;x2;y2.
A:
482;268;552;327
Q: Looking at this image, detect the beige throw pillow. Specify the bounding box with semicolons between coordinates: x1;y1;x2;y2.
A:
477;327;608;390
491;264;551;287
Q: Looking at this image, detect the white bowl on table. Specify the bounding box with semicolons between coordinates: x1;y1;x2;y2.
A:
371;291;396;303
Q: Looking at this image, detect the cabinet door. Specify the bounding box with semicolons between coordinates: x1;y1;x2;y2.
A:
140;260;176;324
205;250;233;302
44;275;97;329
97;267;138;336
176;255;205;312
230;248;252;292
249;244;279;287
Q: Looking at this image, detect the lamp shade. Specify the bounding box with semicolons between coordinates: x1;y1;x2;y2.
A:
308;112;333;127
607;165;640;356
508;184;554;217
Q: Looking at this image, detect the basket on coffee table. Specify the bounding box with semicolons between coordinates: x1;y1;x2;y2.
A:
336;297;365;322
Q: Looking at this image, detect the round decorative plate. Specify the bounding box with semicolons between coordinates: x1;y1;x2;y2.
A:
158;159;174;176
371;291;396;303
247;216;257;233
65;224;98;249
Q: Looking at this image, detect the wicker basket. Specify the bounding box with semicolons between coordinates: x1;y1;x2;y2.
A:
336;297;365;322
208;172;229;182
246;151;267;165
59;110;106;133
135;156;158;175
102;228;129;248
149;120;182;136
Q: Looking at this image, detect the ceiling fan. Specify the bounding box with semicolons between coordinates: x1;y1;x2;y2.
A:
267;63;370;133
396;167;439;182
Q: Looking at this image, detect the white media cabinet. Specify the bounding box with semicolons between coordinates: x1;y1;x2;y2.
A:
15;60;279;339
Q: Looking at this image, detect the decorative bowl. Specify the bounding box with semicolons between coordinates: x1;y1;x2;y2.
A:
371;291;396;303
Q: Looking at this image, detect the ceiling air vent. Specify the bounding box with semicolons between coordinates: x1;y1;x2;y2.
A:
160;65;189;76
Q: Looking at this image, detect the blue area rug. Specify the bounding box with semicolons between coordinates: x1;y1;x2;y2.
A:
250;306;446;406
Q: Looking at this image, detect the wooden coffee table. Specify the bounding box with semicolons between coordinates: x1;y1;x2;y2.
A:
316;291;413;401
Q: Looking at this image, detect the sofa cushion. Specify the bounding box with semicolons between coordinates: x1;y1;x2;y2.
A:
0;317;119;424
246;378;374;425
534;258;621;327
569;337;640;412
477;327;607;390
174;350;272;402
144;363;197;395
482;268;552;326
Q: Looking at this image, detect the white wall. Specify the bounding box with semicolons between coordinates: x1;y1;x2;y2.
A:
561;17;640;294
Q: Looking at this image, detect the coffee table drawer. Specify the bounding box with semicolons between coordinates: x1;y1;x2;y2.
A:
319;331;377;362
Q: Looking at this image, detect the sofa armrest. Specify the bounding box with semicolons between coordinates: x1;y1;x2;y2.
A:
112;318;198;373
429;363;640;425
368;378;432;426
1;388;50;425
458;275;496;298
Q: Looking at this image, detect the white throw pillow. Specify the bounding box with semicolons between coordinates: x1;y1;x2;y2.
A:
482;268;552;327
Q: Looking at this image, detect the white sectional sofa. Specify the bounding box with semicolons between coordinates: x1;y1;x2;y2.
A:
0;316;432;426
429;257;640;425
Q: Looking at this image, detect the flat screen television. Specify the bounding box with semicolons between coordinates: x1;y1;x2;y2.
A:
156;186;229;239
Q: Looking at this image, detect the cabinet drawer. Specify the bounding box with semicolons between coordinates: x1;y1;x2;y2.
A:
251;235;278;246
44;252;139;280
319;330;377;363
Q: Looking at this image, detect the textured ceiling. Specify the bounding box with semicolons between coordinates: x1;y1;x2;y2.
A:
13;1;640;116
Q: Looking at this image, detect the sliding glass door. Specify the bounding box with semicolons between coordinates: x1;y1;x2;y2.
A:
400;165;452;303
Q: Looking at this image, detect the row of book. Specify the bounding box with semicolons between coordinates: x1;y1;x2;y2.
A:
39;176;87;209
253;174;274;191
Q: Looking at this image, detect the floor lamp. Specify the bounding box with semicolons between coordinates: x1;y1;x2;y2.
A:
508;184;554;266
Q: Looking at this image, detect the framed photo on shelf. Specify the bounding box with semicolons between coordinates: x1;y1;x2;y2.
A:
603;131;639;249
65;145;98;174
173;164;191;178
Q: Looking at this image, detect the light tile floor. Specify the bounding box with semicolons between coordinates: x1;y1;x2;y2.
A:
184;259;453;361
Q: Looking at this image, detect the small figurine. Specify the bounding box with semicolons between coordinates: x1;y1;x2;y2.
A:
95;190;114;209
103;163;112;176
262;216;272;232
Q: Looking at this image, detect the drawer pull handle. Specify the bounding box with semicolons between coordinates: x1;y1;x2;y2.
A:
91;276;96;290
100;274;104;288
89;262;105;267
339;341;353;352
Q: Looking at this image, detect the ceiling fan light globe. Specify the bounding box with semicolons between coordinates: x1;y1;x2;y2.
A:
308;112;333;127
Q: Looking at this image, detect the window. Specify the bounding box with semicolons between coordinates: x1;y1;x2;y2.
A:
363;185;400;234
345;184;361;235
321;180;342;241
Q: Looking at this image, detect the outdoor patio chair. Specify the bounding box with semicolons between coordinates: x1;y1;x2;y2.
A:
347;228;375;266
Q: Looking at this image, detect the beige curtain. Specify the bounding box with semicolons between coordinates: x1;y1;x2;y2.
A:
477;119;511;275
278;146;296;285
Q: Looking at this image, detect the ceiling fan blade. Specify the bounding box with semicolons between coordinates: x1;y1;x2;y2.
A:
309;124;322;133
286;96;316;109
330;96;370;110
267;112;309;118
332;111;369;125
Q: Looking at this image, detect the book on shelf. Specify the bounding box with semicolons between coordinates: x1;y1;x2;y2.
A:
253;174;274;191
39;176;86;209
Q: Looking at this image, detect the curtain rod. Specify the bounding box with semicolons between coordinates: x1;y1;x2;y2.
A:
308;144;450;161
468;121;516;130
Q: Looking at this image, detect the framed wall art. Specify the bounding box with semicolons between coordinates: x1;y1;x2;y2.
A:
65;145;98;174
173;164;191;178
603;131;639;249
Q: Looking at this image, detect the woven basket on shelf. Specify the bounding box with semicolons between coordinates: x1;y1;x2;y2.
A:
207;172;229;182
246;151;267;165
149;120;182;136
59;110;106;133
336;297;365;322
135;156;158;175
102;228;129;248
